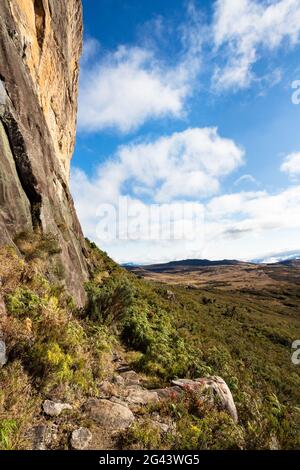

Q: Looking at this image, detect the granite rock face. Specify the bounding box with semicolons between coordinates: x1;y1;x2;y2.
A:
0;0;88;305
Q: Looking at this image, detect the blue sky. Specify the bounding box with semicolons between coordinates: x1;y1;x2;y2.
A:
71;0;300;264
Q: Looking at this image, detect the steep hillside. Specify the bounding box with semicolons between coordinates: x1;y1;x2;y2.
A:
0;0;299;452
0;239;300;450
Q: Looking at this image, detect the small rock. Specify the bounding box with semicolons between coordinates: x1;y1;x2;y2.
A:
125;386;159;405
84;398;134;430
120;370;140;386
0;339;7;366
43;400;72;417
99;380;118;398
269;435;280;450
27;424;58;450
116;364;130;372
166;290;176;301
151;421;170;433
71;427;92;450
112;374;125;386
0;79;7;106
28;425;47;450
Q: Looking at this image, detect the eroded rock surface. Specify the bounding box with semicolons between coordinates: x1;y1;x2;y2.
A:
0;0;88;305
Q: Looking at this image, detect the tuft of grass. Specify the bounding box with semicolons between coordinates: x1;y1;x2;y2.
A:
0;419;18;450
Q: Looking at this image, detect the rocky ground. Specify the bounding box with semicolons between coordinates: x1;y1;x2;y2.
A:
24;349;237;450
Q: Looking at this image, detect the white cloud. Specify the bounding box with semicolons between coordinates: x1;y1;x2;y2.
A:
72;164;300;262
78;22;202;134
281;152;300;178
212;0;300;90
234;174;258;186
206;186;300;236
73;127;244;204
81;37;101;66
202;186;300;260
71;127;244;262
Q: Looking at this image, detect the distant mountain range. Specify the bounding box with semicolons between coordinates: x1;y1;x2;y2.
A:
124;258;248;273
124;252;300;271
141;259;244;272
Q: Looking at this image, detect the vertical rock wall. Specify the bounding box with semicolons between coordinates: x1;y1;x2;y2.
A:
0;0;89;305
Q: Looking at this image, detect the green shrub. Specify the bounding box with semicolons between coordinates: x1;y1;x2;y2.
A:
14;231;61;261
6;288;42;318
85;278;134;324
121;306;153;352
175;412;245;450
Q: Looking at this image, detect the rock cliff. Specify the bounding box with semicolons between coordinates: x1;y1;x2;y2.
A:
0;0;88;305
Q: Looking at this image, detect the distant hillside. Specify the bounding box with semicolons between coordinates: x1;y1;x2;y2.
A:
276;258;300;267
126;258;246;273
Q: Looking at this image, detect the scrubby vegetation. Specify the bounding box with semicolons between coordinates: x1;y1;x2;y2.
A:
0;232;300;449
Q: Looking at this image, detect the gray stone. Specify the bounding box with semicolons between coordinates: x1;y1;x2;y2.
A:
154;386;183;400
120;370;141;386
0;80;6;107
172;376;238;422
84;398;134;430
112;374;125;386
110;396;129;406
151;420;170;433
0;339;7;366
116;364;131;373
125;386;159;405
71;427;92;450
43;400;72;417
29;425;47;450
166;290;176;301
26;423;58;450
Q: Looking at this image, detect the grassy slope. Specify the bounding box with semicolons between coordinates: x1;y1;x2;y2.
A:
0;234;299;449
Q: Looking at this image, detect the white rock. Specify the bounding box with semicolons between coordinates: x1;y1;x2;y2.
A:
71;427;92;450
125;386;159;405
172;376;238;422
0;339;7;366
43;400;72;417
84;398;134;430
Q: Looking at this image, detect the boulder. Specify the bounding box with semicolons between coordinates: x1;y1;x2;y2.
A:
154;386;183;400
71;427;92;450
84;398;134;430
43;400;72;417
125;386;159;405
172;376;238;422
